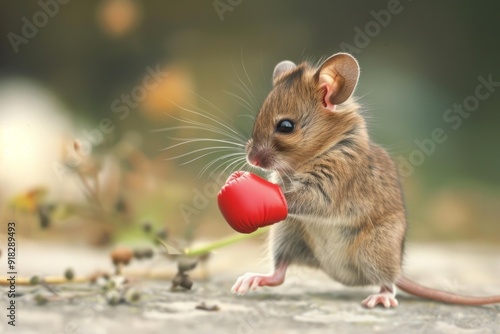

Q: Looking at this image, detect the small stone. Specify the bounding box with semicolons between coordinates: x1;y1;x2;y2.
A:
171;272;193;290
195;302;220;311
180;274;193;290
178;257;198;273
172;272;184;289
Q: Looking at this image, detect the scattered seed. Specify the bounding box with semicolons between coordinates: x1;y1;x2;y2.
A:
133;247;154;260
142;248;154;259
155;228;169;244
34;294;48;306
115;196;127;213
199;252;211;262
73;140;80;152
106;290;122;306
125;289;141;303
29;276;40;285
89;271;110;284
133;249;144;260
64;268;75;281
142;221;152;234
38;206;51;229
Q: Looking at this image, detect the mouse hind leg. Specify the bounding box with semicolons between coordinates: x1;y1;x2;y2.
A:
356;218;405;308
232;220;318;295
361;284;398;308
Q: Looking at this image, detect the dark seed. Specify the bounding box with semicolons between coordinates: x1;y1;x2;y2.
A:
34;294;48;306
30;276;40;285
142;221;152;234
64;268;75;281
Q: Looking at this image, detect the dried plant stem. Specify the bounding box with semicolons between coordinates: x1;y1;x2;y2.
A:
183;227;269;257
0;276;89;286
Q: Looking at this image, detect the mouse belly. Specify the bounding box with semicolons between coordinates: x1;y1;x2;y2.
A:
301;221;371;286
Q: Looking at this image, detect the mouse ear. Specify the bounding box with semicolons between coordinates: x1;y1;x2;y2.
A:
316;53;359;111
273;60;296;85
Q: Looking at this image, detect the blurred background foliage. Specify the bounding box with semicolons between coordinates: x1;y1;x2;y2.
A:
0;0;499;246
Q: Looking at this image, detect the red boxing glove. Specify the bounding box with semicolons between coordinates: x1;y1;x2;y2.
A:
218;171;288;234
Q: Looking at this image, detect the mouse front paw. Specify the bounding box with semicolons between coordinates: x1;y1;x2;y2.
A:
232;264;287;295
231;272;284;295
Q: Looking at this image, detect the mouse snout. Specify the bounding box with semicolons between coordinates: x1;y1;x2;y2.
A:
247;147;273;169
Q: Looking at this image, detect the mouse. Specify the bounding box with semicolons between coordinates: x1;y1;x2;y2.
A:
230;52;500;308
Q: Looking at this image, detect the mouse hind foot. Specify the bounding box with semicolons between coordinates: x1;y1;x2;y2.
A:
231;263;288;295
361;284;399;308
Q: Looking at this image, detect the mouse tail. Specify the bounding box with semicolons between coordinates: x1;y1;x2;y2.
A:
396;276;500;306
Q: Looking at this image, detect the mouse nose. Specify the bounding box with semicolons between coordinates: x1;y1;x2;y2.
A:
247;156;260;167
247;148;273;169
246;149;261;167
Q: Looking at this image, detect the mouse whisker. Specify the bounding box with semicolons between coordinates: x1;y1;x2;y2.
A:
231;57;259;109
215;155;246;179
164;146;241;161
210;156;248;183
203;156;246;182
224;90;256;115
178;148;242;166
161;138;245;152
183;107;252;145
155;123;245;145
198;152;246;179
168;101;247;142
187;89;232;116
237;114;255;121
189;113;246;143
236;159;250;172
240;48;256;95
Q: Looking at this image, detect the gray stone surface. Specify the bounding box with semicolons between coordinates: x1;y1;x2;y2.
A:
1;241;500;333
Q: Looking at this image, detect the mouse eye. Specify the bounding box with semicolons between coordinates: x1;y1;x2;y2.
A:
276;119;295;133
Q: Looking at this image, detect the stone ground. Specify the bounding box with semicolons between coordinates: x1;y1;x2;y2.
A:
1;240;500;334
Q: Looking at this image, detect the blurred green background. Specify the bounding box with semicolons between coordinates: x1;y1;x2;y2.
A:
0;0;499;246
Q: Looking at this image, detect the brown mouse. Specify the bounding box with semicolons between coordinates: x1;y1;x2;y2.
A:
231;52;500;308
